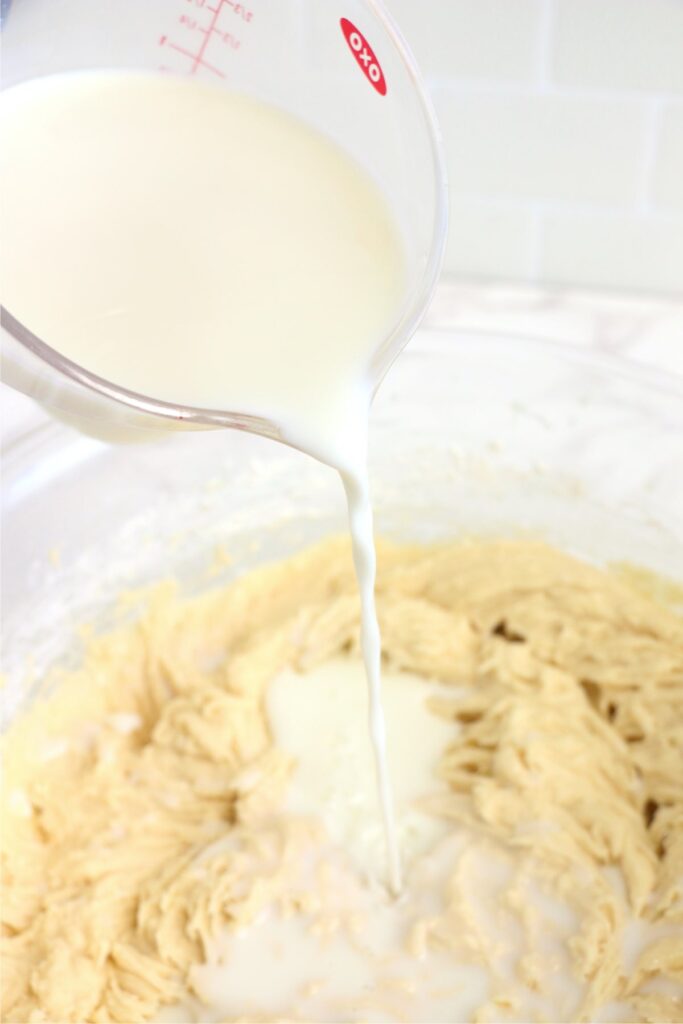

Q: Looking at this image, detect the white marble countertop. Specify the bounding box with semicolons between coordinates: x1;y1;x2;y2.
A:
424;280;683;375
2;279;682;448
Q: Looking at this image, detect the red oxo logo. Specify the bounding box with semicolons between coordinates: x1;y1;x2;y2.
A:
340;18;387;96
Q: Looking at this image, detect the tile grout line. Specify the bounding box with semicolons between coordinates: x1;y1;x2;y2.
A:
637;99;663;217
430;78;683;106
535;0;556;92
528;205;544;282
443;193;683;221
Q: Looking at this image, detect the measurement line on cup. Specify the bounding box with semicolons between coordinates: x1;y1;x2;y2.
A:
190;0;225;74
158;0;253;76
165;39;227;78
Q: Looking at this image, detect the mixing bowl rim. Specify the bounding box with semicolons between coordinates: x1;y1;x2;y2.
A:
3;325;681;483
416;326;683;401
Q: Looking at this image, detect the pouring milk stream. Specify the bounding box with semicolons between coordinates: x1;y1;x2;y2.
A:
0;71;414;891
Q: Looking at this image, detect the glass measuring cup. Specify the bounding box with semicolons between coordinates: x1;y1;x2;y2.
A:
0;0;447;443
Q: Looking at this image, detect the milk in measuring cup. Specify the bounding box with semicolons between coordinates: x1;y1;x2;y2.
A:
0;71;405;463
0;70;407;889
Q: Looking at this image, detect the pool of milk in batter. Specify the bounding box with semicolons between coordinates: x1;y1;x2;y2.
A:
157;657;491;1024
154;658;674;1024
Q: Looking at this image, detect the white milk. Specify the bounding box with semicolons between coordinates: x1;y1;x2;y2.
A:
268;658;454;879
0;71;404;461
0;71;406;886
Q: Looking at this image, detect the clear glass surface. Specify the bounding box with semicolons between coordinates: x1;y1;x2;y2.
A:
3;328;682;725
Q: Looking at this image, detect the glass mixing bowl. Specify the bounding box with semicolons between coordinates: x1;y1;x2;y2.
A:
3;328;682;726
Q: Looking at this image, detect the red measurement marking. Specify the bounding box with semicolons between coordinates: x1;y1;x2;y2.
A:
340;18;387;96
158;0;253;76
224;1;253;20
179;13;208;32
165;39;226;77
213;28;240;49
189;0;225;74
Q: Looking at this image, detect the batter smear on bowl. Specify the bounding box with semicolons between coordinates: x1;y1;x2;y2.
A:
2;538;682;1023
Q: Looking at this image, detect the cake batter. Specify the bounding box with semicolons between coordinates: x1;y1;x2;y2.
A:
2;538;682;1022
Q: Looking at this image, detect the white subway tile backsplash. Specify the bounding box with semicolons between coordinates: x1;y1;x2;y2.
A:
381;0;682;292
541;214;683;292
553;0;683;95
386;0;541;84
653;105;683;212
444;202;537;278
433;90;646;205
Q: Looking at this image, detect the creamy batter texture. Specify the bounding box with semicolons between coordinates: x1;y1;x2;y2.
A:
2;538;682;1023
